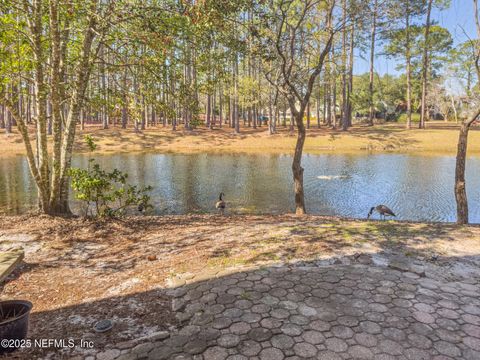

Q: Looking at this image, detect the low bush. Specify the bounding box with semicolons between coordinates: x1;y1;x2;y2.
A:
68;135;153;217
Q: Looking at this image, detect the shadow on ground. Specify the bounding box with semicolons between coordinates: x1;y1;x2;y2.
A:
4;249;480;360
2;215;480;359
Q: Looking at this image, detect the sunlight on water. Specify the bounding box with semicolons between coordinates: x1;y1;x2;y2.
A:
317;175;351;180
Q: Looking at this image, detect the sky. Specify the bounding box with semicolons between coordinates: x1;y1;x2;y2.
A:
354;0;477;76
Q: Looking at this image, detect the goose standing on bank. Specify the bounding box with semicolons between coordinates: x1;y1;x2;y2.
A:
216;192;226;214
367;205;396;220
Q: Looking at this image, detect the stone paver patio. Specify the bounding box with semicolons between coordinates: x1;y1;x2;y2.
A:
104;257;480;360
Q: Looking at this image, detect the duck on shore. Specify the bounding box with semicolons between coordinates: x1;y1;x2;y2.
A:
367;205;396;220
216;192;226;214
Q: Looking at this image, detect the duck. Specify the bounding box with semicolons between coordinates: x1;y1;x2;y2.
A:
367;205;396;220
215;192;226;214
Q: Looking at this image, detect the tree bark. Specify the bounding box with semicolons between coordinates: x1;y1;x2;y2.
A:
419;0;433;129
32;0;51;212
341;0;348;131
455;110;480;224
219;84;223;128
0;105;5;129
331;44;337;129
234;54;240;134
100;44;109;129
122;65;128;129
268;95;274;135
276;3;335;215
291;110;306;215
455;124;469;224
206;94;211;128
406;6;412;129
347;19;354;127
455;0;480;224
368;0;377;126
49;0;65;211
306;101;310;129
53;0;100;214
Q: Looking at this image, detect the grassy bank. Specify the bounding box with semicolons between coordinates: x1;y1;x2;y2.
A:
1;122;480;157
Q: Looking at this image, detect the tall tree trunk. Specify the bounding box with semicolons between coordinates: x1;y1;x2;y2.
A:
455;0;480;224
26;85;32;124
206;94;211;128
152;104;156;126
451;96;458;123
406;7;412;129
141;95;146;130
212;90;216;128
122;65;128;129
229;93;233;128
5;107;12;134
100;44;108;129
341;0;348;131
347;20;354;127
368;0;377;126
32;0;51;212
219;84;223;128
234;54;240;134
183;41;192;130
133;76;139;132
291;108;306;215
0;105;5;129
289;110;294;132
53;0;100;214
49;0;65;211
331;44;337;129
455;111;480;224
419;0;433;129
268;91;274;135
274;106;279;134
269;88;279;135
455;123;470;224
286;10;334;215
324;78;329;125
306;101;310;129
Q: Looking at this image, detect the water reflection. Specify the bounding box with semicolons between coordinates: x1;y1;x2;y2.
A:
0;153;479;223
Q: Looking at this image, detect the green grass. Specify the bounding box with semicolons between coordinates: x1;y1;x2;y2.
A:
397;113;421;123
207;256;246;268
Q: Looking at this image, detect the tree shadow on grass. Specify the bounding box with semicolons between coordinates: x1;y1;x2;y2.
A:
74;127;265;154
3;214;479;275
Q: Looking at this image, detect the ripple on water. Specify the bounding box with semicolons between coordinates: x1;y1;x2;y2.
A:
1;153;480;223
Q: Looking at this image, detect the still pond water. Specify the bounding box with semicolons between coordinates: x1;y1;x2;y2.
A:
1;153;480;223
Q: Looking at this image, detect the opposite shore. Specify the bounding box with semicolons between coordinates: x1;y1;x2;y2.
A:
1;122;480;157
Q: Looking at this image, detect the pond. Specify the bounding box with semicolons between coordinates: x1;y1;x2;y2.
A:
1;153;479;223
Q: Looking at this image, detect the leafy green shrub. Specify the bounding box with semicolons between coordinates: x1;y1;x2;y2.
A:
68;135;153;217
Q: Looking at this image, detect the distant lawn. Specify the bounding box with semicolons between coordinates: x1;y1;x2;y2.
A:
1;121;479;156
397;113;421;123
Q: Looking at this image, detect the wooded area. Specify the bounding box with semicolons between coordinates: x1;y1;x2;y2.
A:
0;0;479;222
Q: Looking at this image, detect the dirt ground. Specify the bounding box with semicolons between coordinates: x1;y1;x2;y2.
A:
2;122;480;157
1;214;480;357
